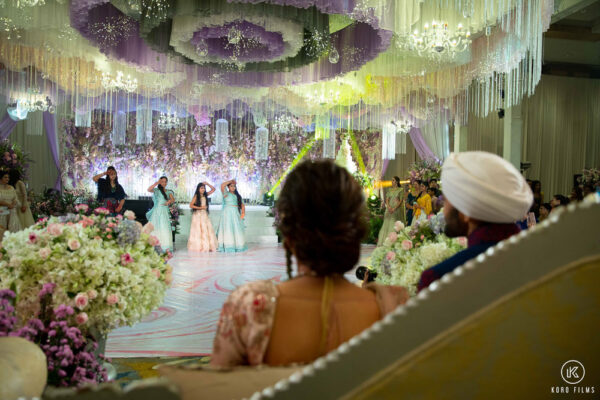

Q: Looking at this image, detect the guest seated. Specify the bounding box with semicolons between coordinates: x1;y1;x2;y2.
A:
550;194;569;212
538;203;551;222
417;151;533;292
211;160;409;367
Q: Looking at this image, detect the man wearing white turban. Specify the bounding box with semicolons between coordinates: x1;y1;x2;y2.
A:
417;151;533;292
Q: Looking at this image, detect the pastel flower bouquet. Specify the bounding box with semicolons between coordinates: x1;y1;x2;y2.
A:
0;140;32;179
0;207;173;335
368;213;466;295
1;284;108;387
407;159;442;184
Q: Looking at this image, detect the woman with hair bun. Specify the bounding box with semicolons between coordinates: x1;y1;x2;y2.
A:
211;160;408;367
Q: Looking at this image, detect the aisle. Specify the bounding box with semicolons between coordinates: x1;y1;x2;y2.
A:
106;244;375;358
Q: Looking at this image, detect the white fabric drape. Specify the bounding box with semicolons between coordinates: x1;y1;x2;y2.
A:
522;75;600;198
420;115;450;160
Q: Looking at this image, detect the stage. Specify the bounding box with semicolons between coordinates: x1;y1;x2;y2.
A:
176;204;278;246
105;244;375;358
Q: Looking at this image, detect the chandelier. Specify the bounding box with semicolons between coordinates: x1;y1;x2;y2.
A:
101;71;138;93
9;89;55;114
392;118;412;133
402;21;471;59
158;109;180;130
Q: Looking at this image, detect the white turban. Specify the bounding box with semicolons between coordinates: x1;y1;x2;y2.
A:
441;151;533;223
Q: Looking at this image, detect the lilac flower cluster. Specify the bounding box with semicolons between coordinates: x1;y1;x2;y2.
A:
429;212;446;235
0;284;108;387
116;219;141;246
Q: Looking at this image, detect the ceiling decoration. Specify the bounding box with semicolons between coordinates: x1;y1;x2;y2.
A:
0;0;552;127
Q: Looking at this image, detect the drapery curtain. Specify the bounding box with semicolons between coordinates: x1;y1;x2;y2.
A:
466;109;504;155
43;111;62;190
383;133;419;181
419;115;450;161
408;127;437;160
521;75;600;198
0;111;18;140
466;75;600;198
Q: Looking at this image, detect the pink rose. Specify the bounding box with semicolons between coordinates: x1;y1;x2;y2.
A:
123;210;135;220
28;233;37;244
74;293;88;309
94;207;110;215
386;251;396;261
87;289;98;300
401;240;413;250
105;228;112;232
108;222;116;228
387;232;398;243
67;239;81;251
148;235;160;247
94;236;101;240
47;223;63;236
151;268;160;278
457;237;468;247
106;293;119;305
142;223;155;235
106;234;113;239
394;221;405;232
80;216;94;228
75;204;89;213
75;312;88;325
39;247;51;259
420;235;425;240
116;214;124;221
121;253;133;265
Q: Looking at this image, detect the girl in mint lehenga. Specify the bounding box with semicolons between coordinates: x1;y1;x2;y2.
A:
216;179;247;253
146;176;175;251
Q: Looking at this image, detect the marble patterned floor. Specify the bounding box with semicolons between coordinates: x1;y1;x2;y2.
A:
106;244;375;358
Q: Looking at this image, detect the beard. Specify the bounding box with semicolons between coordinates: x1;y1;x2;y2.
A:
444;207;469;238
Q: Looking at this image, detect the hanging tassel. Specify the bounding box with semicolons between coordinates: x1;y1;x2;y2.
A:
382;122;396;160
255;126;269;160
396;131;407;154
322;129;336;159
111;111;127;146
75;110;91;127
136;106;152;144
216;118;229;152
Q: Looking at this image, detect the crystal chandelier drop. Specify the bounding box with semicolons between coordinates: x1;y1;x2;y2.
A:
101;71;138;92
402;21;471;59
158;108;180;130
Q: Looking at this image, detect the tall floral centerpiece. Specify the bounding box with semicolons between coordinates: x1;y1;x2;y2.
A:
368;213;466;295
0;140;33;178
0;208;172;335
407;159;442;184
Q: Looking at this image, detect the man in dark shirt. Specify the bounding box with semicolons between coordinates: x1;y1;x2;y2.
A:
418;152;533;292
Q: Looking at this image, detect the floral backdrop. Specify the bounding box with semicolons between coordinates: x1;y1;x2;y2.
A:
60;115;383;201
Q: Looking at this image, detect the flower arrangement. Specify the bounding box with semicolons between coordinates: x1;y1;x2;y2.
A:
580;168;600;187
169;202;181;234
1;285;108;387
60;117;383;201
367;213;466;295
407;159;442;184
30;188;101;221
0;208;172;334
353;171;375;191
0;140;33;179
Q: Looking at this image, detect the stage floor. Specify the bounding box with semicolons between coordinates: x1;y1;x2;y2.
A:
105;244;375;358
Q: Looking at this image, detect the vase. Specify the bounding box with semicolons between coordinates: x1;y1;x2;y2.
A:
89;326;117;381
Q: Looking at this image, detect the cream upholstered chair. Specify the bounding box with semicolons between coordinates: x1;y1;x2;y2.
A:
246;198;600;399
0;336;47;400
